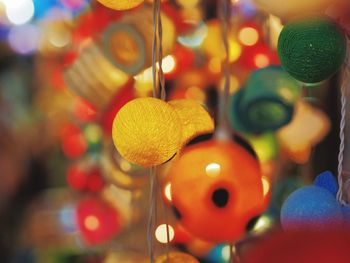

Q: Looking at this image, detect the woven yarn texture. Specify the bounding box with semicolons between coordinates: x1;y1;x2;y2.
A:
96;0;143;10
278;17;347;84
112;97;182;167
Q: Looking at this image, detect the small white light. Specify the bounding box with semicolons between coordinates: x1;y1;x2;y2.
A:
155;224;175;244
164;183;172;202
6;0;34;25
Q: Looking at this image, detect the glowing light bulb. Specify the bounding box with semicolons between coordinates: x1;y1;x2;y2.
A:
155;224;175;244
239;27;259;46
6;0;34;25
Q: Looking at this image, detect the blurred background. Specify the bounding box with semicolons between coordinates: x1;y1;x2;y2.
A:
0;0;348;262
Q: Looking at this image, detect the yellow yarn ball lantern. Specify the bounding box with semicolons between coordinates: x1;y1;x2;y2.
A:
96;0;144;10
112;98;182;167
155;252;199;263
169;99;214;145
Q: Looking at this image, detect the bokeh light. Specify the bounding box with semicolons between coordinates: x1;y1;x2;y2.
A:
239;26;259;46
5;0;34;25
155;224;175;244
8;24;40;55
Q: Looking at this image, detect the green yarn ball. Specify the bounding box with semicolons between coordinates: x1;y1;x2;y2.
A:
278;17;347;84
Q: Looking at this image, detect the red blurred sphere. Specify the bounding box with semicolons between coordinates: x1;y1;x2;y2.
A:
76;197;122;245
74;99;97;123
67;163;89;190
86;168;105;192
61;124;87;158
239;43;279;70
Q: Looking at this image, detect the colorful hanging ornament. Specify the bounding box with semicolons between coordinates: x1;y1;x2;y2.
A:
253;0;345;19
280;171;344;231
277;100;331;164
229;66;301;133
278;17;347;84
63;41;129;111
169;99;214;145
101;7;176;75
96;0;144;10
155;252;199;263
168;136;267;242
112;97;182;167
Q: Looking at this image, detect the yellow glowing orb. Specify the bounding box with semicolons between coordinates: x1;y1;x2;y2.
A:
155;252;199;263
112;98;182;167
239;27;259;46
169;99;214;145
96;0;143;10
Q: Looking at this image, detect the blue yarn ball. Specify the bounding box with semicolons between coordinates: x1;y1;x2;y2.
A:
314;171;338;197
281;186;343;230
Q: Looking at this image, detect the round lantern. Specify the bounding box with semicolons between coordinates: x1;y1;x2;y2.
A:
63;41;129;110
112;97;182;167
168;135;267;242
155;252;199;263
96;0;143;10
253;0;345;19
101;7;175;75
278;17;347;84
169;99;214;145
229;66;301;133
281;186;343;231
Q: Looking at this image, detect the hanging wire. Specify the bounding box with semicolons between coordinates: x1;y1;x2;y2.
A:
337;53;350;205
147;167;158;263
148;0;169;261
215;0;231;141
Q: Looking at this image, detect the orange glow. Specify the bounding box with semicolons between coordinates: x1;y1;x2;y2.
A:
169;140;267;242
208;57;222;74
254;54;270;68
84;215;100;231
277;101;330;164
239;27;259;46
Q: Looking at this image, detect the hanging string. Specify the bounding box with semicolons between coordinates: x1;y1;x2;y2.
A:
216;0;231;140
148;0;169;262
147;167;158;263
337;53;350;205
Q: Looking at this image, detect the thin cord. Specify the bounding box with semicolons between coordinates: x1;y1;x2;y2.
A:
149;1;168;261
337;54;350;205
147;167;158;263
215;0;231;140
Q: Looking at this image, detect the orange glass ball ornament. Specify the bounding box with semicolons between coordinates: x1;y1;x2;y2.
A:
169;137;267;242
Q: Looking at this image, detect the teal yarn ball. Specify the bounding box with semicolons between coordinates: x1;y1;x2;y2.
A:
278;17;347;84
229;66;301;133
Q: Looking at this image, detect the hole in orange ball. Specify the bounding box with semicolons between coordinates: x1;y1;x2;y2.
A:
212;188;230;208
